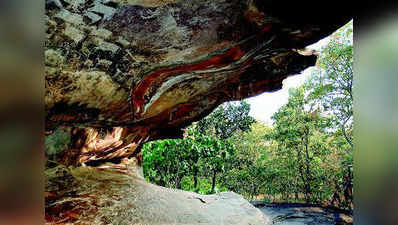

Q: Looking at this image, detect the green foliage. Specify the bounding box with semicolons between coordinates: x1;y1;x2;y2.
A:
180;176;228;195
142;129;235;192
266;87;339;204
249;22;354;209
196;101;255;139
143;101;253;194
142;139;190;188
307;20;353;149
305;22;353;208
220;122;272;200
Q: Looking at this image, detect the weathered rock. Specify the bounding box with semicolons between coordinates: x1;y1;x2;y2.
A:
45;0;351;131
45;0;352;224
54;9;85;26
45;49;65;67
45;162;269;225
45;0;351;164
64;23;86;43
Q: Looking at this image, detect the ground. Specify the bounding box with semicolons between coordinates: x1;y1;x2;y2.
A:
252;202;353;225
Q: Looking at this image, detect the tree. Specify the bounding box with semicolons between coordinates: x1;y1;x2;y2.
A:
305;21;353;208
196;101;255;139
267;87;334;203
259;22;353;208
307;21;353;148
220;121;272;199
142;127;235;193
190;101;254;193
197;135;235;193
142;139;193;189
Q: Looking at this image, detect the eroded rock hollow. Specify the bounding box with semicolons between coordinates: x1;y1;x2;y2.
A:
45;0;351;224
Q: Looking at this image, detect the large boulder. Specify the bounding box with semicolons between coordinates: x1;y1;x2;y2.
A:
134;179;269;225
45;0;351;224
45;162;269;225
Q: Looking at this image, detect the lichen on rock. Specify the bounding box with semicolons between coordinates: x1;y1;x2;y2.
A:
45;49;65;67
45;127;71;157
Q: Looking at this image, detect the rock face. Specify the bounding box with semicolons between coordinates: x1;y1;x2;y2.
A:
45;0;351;224
45;0;351;163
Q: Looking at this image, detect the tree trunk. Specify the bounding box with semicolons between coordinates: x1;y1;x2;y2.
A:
343;166;354;209
342;117;354;148
211;170;217;194
176;177;182;189
193;166;199;189
296;145;308;202
303;128;312;203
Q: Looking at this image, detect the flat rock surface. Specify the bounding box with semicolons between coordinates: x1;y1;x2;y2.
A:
134;179;269;225
251;202;353;225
